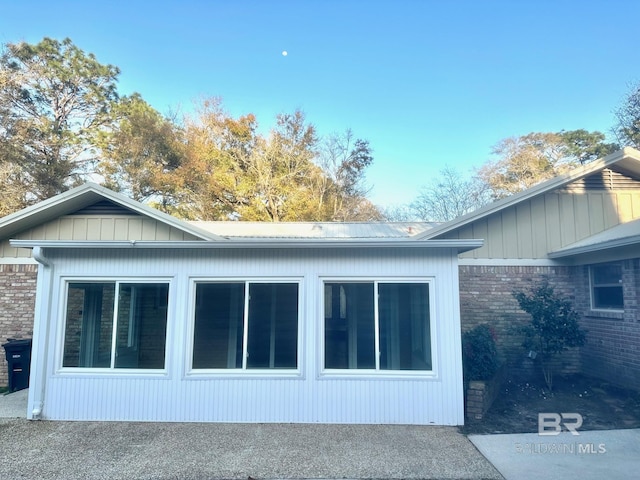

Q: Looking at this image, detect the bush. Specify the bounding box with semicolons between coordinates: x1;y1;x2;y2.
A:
462;324;500;382
513;280;587;391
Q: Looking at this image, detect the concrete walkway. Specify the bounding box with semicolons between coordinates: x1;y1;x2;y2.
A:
470;429;640;480
0;388;28;418
3;390;640;479
0;390;502;480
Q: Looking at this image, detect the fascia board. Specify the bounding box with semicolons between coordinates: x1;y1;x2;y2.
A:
10;238;484;253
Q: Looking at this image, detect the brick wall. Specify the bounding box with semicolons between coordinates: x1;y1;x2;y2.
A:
574;259;640;391
459;265;581;381
0;264;38;387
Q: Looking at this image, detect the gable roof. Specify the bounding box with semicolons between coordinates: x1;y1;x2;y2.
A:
0;182;222;241
415;147;640;240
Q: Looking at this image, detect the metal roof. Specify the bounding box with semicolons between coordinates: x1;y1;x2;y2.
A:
188;221;437;239
548;217;640;258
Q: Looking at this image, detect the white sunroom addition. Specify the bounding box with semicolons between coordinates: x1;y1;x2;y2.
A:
5;184;482;425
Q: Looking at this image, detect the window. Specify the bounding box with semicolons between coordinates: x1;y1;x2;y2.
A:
324;281;432;372
192;282;299;370
590;263;624;310
62;282;169;370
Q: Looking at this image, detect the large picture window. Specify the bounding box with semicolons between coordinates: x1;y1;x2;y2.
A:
324;281;432;372
192;281;299;370
590;263;624;310
62;281;169;370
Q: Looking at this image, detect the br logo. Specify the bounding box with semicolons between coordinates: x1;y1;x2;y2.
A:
538;413;583;436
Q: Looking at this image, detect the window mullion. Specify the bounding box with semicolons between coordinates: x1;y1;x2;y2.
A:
110;282;120;369
374;281;380;371
242;282;250;369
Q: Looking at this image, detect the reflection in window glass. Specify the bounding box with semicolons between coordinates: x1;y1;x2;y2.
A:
591;264;623;310
323;281;432;372
63;282;168;369
247;283;298;368
63;283;115;368
193;283;245;369
379;283;431;370
324;283;375;369
192;282;299;370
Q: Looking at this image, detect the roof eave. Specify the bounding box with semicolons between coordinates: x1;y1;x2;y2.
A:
548;235;640;259
10;238;484;253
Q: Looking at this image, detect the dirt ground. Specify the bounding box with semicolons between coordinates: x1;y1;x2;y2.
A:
462;373;640;434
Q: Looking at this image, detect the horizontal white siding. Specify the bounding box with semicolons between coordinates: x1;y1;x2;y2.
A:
35;247;464;425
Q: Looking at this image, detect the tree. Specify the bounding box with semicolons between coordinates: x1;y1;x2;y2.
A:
558;129;618;165
0;37;120;206
513;281;586;391
178;97;260;220
177;101;381;222
98;94;186;212
316;130;382;221
411;166;491;221
614;82;640;148
0;163;29;216
479;130;617;200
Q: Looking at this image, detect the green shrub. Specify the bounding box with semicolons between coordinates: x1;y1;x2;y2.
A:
513;280;587;391
462;324;500;382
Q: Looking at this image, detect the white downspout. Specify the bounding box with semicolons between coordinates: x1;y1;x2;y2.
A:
28;246;53;419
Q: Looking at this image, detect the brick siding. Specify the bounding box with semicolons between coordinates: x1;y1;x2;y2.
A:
573;259;640;391
459;265;581;381
0;264;38;387
2;260;638;391
460;261;640;391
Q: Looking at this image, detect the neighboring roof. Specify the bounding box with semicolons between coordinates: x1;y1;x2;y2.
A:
0;182;222;242
416;147;640;240
548;217;640;258
189;221;437;239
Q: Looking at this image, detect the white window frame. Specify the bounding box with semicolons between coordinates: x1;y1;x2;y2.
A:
589;263;624;312
57;277;172;375
319;277;437;378
186;277;303;378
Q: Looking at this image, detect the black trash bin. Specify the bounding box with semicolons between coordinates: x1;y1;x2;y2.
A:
2;338;32;392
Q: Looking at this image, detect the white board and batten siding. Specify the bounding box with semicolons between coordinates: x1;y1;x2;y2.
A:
32;246;465;425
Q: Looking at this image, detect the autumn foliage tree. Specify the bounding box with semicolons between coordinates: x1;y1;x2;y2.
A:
98;94;186;211
0;38;380;221
176;102;381;221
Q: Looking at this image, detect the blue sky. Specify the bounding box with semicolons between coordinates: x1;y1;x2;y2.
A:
2;0;639;207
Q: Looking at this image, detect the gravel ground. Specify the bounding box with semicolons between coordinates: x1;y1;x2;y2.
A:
0;419;502;480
